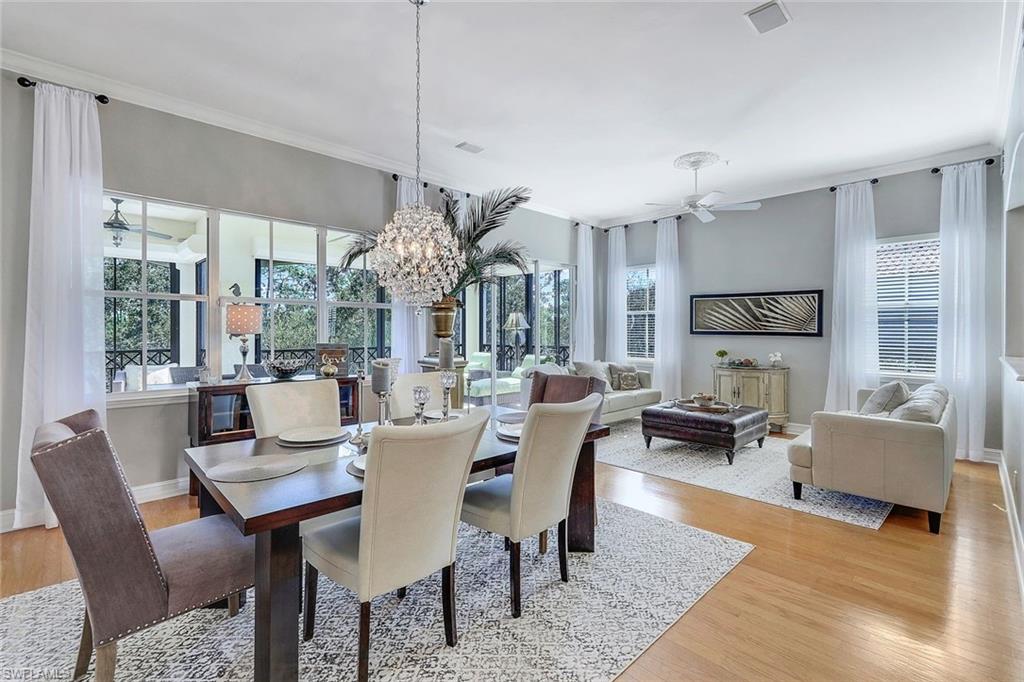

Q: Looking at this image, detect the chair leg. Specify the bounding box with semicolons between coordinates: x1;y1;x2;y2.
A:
928;511;942;534
358;601;371;682
396;586;407;600
792;481;803;500
228;592;240;617
94;642;116;682
509;541;522;618
303;562;318;642
73;611;92;681
504;536;511;551
558;519;569;583
442;563;457;647
538;530;548;554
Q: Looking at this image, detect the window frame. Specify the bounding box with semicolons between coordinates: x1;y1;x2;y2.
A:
626;264;656;361
875;233;940;380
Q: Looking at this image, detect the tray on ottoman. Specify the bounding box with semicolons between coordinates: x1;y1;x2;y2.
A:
641;402;769;465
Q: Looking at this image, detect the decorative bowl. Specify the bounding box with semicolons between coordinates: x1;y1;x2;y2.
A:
263;359;306;380
691;392;717;407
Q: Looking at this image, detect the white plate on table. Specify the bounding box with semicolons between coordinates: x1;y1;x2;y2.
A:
279;426;347;443
423;410;459;421
208;454;308;483
346;455;368;478
496;423;523;441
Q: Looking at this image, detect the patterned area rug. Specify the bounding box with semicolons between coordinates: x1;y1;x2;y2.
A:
599;419;893;529
0;501;751;681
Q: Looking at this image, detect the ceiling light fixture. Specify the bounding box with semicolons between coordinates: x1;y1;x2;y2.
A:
369;0;465;308
455;141;484;154
745;1;790;34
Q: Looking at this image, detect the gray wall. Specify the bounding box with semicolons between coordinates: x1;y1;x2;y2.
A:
593;164;1004;449
0;70;572;510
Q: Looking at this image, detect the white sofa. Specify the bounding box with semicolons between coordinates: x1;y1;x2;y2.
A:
568;361;662;424
787;385;956;533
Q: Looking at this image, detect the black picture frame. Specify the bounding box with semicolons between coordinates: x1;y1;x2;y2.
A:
689;289;824;337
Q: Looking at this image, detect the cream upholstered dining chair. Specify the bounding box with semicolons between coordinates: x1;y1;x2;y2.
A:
460;392;602;618
390;371;445;419
246;378;341;438
302;409;489;682
30;420;253;682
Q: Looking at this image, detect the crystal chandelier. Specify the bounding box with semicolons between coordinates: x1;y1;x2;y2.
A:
370;0;465;307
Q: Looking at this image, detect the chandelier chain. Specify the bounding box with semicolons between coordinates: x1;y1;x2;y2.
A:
415;0;422;188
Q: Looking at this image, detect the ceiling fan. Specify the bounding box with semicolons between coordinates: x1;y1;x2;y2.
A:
103;197;180;247
645;151;762;223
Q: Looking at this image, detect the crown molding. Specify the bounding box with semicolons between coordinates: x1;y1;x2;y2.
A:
1;49;575;222
596;143;1002;228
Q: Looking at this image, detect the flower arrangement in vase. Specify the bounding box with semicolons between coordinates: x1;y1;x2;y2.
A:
715;349;729;366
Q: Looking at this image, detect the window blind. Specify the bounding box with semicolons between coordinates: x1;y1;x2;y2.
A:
626;267;656;359
876;238;940;376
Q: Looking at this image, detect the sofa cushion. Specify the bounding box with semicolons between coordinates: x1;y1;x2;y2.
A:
607;363;637;391
572;360;612;393
859;380;911;415
603;392;635;413
890;383;948;423
467;377;520;397
787;430;812;468
618;371;641;390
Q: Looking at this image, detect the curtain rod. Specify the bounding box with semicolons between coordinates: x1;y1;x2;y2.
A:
829;178;878;192
573;218;680;230
390;173;470;197
17;76;109;104
930;157;995;174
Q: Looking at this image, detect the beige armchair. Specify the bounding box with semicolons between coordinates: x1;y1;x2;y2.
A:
301;409;489;682
461;393;603;617
788;388;957;533
30;422;253;682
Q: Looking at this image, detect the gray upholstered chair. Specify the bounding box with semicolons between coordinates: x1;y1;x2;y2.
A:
30;419;254;682
460;393;603;617
302;409;489;682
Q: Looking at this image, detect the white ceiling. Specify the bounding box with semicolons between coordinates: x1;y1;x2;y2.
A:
2;2;1015;226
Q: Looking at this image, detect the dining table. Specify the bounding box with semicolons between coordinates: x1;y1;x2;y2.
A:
183;405;610;682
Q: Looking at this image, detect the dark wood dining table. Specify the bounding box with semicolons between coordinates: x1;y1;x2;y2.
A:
183;406;610;682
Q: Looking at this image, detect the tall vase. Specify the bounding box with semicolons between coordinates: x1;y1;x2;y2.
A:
429;296;459;341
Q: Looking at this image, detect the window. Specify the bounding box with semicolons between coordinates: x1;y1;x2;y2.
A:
626;266;656;359
102;196;208;392
877;237;940;377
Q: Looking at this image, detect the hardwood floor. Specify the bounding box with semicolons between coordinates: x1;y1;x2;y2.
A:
2;438;1021;680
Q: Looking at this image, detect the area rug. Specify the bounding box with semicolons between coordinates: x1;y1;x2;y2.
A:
0;500;751;681
598;419;893;529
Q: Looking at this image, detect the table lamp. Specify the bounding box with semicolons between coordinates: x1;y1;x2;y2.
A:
503;311;531;367
226;303;262;382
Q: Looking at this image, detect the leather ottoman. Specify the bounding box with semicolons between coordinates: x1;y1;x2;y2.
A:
641;402;769;465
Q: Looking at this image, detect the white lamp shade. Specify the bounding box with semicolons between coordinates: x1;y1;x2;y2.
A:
226;303;262;336
503;311;530;331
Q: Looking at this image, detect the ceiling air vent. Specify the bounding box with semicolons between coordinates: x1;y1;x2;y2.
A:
745;1;790;34
455;141;484;154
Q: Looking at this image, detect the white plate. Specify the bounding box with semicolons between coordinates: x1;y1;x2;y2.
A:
352;455;367;471
496;423;523;440
278;426;347;444
208;455;307;483
423;409;459;421
276;433;350;448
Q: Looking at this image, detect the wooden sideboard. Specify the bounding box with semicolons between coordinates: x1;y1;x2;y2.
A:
188;375;361;447
711;365;790;432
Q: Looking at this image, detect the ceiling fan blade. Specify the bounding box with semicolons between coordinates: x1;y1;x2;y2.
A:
698;191;725;206
694;207;716;223
714;201;762;211
644;202;677;207
128;226;177;240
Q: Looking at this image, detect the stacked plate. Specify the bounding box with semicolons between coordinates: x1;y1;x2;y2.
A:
276;426;351;448
423;409;460;421
496;422;524;441
346;455;368;478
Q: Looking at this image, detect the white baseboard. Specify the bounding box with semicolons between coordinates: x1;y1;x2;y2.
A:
996;452;1024;606
0;476;189;534
782;423;809;435
985;448;1004;465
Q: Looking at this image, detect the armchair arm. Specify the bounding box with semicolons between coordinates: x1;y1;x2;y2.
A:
638;370;652;389
856;389;875;411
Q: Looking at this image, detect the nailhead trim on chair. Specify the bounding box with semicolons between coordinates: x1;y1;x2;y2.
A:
95;583;255;645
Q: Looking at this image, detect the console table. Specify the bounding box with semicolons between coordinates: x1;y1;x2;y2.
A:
711;364;790;432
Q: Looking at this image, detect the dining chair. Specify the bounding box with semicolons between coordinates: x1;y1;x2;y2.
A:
301;408;489;682
30;424;253;682
460;392;602;617
246;378;341;438
390;371;445;419
527;373;606;553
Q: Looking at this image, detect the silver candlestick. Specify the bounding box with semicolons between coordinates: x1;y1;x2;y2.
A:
439;370;457;422
350;368;367;447
412;385;431;425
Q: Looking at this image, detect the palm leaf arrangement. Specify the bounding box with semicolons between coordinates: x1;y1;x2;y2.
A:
697;294;819;333
340;187;532;303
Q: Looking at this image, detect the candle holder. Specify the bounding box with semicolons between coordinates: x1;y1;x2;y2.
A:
439;370;457;422
384;359;401;425
412;385;431;425
350;368;367;447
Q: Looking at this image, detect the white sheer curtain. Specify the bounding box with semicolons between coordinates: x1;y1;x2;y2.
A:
938;160;987;461
572;224;595;362
15;83;106;529
654;217;683;399
605;226;627;362
824;180;879;412
390;176;427;373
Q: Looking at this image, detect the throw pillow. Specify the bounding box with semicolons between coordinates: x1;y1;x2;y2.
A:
572;360;613;393
607;362;638;391
618;371;641;390
889;383;949;424
859;380;911;415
